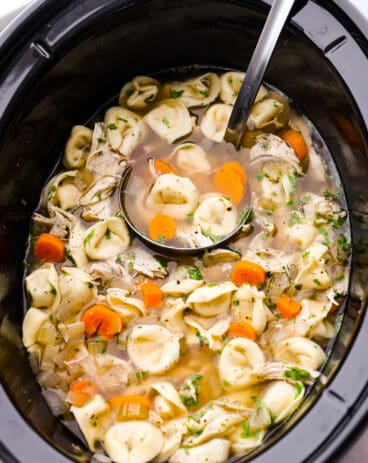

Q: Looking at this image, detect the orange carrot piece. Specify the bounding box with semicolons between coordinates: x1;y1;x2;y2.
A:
212;170;244;205
221;161;247;184
276;295;302;319
33;233;65;262
110;394;152;409
154;159;176;175
230;260;266;288
82;304;123;340
69;379;97;407
148;214;176;242
282;130;308;161
227;322;257;341
141;282;163;308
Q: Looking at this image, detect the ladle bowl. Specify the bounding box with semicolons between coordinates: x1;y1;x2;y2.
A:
119;164;252;256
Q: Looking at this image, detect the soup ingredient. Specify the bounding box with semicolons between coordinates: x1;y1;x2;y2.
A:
144;99;193;143
22;307;49;348
110;395;151;420
103;421;164;463
227;322;257;341
212;165;245;205
63;125;92;169
69;379;98;407
119;75;160;109
82;304;123;340
171;142;211;175
153;159;177;175
193;195;238;237
260;381;304;424
230;261;266;288
141;281;164;308
200;103;232;142
276;295;302;319
127;324;181;374
148;214;176;242
148;173;199;220
34;233;65;262
282;129;308;161
273;337;326;370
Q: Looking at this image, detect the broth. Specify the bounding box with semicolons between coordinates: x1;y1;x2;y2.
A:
22;69;350;463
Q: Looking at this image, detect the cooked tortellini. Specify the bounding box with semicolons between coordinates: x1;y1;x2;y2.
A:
25;263;60;311
84;217;130;260
148;173;199;220
231;285;268;334
193;194;238;237
23;71;349;463
220;71;268;105
187;282;236;317
200;103;232;142
260;381;304;423
161;265;204;296
144;99;193;143
119;75;160;109
22;308;49;348
104;421;164;463
170;142;211;175
163;73;220;107
219;338;265;389
272;336;326;370
71;395;110;451
127;324;182;374
57;267;97;321
63;125;92;169
105;106;146;157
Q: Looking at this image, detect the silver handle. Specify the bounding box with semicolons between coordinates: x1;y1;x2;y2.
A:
224;0;296;147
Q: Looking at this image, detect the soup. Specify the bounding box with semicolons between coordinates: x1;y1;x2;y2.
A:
22;70;350;463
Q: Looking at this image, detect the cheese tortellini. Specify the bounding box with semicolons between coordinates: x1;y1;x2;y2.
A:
22;307;49;348
148;173;199;220
193;195;237;237
161;265;204;296
104;421;164;463
25;263;60;311
260;381;304;423
220;71;268;106
63;125;92;169
272;336;326;370
144;99;193;143
119;75;160;109
231;285;268;335
105;106;146;157
170;143;211;175
187;282;236;317
200;103;232;142
127;324;182;374
84;217;130;260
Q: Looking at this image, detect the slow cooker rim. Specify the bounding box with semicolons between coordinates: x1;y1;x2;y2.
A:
0;1;368;462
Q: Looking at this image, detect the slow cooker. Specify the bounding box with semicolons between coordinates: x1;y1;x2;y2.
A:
0;0;368;462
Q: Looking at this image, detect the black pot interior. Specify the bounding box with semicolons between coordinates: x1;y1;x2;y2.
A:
0;0;368;462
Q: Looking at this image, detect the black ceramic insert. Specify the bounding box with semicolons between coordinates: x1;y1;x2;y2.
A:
0;1;367;462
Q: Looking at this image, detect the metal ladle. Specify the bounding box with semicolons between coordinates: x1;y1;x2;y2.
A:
119;0;295;256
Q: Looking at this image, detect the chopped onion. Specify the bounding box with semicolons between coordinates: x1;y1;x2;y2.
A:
41;345;60;371
58;321;85;343
37;321;61;346
38;370;62;388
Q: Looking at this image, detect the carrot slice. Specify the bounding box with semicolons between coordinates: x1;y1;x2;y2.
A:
141;282;163;308
230;260;266;288
33;233;65;262
282;130;308;161
69;379;97;407
221;161;247;184
212;161;247;205
148;214;176;242
154;159;176;175
110;394;152;409
82;304;123;340
227;322;257;341
276;295;302;319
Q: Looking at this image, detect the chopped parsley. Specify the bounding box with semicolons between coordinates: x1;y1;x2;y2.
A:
241;421;260;439
284;366;310;381
136;370;149;381
337;234;351;254
187;268;203;280
157;235;166;244
294;382;304;398
162;116;170;127
49;283;57;295
199;89;209;98
294;284;302;290
285;200;293;208
196;331;207;347
84;230;94;245
256;171;265;182
144;96;154;105
302;250;310;259
155;256;168;268
117;117;128;123
105;229;111;240
317;226;330;245
107;123;117;130
322;189;341;200
169;89;184;99
233;300;239;307
97;137;106;143
223;379;231;387
289;212;303;227
313;278;321;286
187;212;194;221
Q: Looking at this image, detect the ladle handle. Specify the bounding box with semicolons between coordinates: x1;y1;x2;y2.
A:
224;0;296;147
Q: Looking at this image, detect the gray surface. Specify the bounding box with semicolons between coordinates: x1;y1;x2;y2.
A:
0;1;367;462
